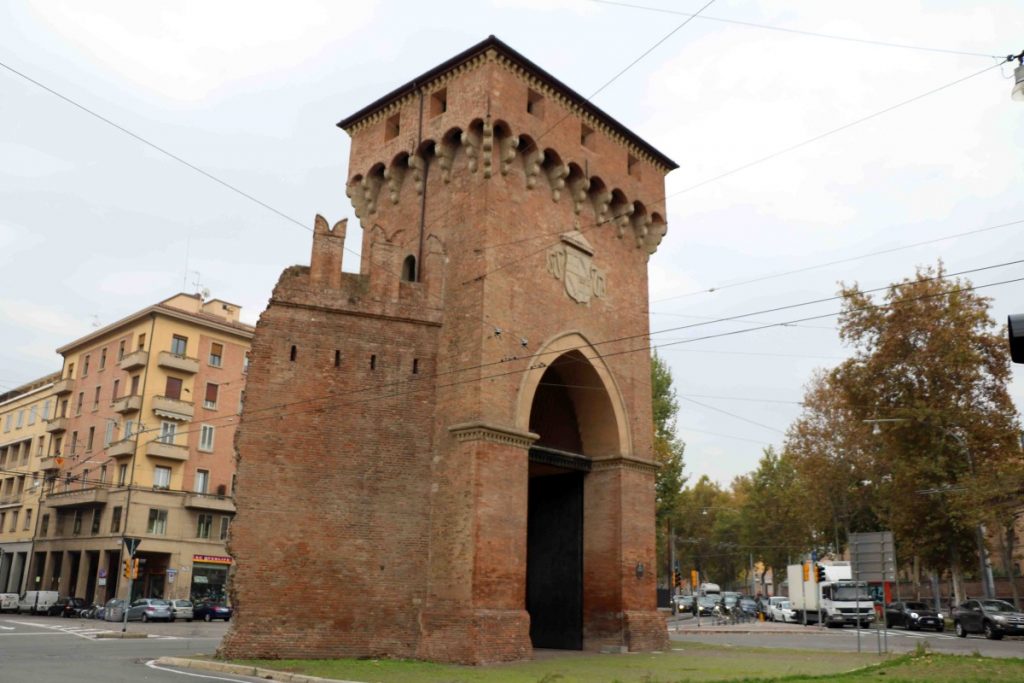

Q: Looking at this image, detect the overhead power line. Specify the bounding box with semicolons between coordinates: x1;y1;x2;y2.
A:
590;0;1005;59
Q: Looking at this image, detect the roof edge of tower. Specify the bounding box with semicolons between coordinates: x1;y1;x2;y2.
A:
336;35;678;172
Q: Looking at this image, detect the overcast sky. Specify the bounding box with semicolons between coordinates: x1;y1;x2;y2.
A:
2;0;1022;485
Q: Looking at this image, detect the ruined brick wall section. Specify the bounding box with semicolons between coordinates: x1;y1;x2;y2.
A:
220;266;441;659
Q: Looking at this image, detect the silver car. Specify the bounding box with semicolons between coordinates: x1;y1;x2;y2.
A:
170;599;194;622
126;598;172;622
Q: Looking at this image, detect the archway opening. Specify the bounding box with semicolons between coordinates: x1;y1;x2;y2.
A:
525;351;618;650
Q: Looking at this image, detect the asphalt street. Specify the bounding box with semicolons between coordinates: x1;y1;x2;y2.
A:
669;615;1024;658
0;615;261;683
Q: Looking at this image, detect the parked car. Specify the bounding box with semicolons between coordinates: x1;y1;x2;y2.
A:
169;599;194;622
17;591;59;615
103;598;127;622
193;600;232;622
58;597;88;618
126;598;172;622
45;596;82;617
770;599;797;623
694;595;717;616
953;599;1024;640
885;601;944;632
0;593;19;613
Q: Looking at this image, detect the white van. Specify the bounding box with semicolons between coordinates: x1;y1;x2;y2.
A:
17;591;59;614
0;593;19;612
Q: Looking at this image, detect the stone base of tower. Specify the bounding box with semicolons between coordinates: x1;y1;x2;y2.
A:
416;607;532;664
623;610;671;651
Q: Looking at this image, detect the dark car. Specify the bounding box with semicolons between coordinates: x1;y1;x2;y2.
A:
738;597;759;618
47;597;86;617
885;601;945;632
193;600;232;622
953;599;1024;640
694;596;717;616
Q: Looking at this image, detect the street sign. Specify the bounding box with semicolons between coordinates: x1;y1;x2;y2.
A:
123;537;142;555
850;531;896;582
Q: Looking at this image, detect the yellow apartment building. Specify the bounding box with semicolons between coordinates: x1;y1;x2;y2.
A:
0;373;58;593
28;294;252;604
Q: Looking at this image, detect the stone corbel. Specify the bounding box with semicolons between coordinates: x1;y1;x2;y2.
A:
546;163;568;202
568;175;591;215
408;154;426;195
361;173;384;215
592;189;612;223
523;148;545;189
481;119;494;179
384;163;406;205
346;180;368;224
644;220;668;255
461;128;482;173
631;213;652;249
499;134;519;176
613;204;634;238
435;139;457;184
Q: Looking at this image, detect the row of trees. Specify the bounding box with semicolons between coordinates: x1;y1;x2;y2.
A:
655;264;1024;602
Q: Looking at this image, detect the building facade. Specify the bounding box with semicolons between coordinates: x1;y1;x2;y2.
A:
223;36;676;663
0;373;58;593
27;294;251;605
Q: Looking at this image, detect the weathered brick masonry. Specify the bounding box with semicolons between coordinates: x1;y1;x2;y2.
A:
220;36;677;664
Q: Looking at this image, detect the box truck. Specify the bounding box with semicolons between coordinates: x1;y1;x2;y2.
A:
787;561;874;627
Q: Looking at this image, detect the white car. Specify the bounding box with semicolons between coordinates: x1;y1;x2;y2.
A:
770;599;797;623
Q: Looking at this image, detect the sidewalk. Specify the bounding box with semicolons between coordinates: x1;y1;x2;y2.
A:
668;615;816;635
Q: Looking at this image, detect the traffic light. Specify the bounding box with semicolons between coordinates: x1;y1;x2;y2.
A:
691;569;699;589
131;558;140;579
122;558;131;579
802;562;810;581
673;570;681;588
815;563;826;583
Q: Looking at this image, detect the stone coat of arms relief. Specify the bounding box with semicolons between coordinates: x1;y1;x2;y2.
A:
546;229;607;304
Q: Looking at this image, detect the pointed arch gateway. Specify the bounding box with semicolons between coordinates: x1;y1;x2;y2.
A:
514;332;634;650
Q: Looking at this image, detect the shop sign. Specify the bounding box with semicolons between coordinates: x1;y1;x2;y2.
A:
193;554;232;565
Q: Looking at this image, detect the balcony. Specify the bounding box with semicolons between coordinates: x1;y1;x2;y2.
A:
184;494;236;513
53;378;74;395
45;417;68;433
151;395;194;421
107;438;136;459
0;493;23;510
157;351;199;374
46;487;108;509
146;440;188;461
39;455;63;471
119;349;148;371
112;394;142;414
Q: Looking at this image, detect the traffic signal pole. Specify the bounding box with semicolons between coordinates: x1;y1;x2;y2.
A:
121;555;134;633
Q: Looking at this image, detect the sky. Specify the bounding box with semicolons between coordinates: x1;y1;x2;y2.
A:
2;0;1023;485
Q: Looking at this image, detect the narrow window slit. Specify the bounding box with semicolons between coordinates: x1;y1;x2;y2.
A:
290;345;297;362
412;359;419;374
335;350;341;367
370;354;377;370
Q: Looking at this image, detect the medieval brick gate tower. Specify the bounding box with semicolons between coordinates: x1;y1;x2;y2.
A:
220;36;677;664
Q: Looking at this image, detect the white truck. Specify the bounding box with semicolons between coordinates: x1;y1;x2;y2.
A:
787;561;874;627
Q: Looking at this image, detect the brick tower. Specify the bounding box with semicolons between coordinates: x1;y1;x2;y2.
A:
220;36;677;664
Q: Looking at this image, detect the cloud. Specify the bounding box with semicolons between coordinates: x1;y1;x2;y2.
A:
24;0;379;101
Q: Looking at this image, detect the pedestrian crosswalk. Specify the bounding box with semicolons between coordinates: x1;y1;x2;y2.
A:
3;619;180;640
836;627;958;641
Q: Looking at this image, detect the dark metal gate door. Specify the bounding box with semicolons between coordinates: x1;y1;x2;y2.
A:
527;472;583;650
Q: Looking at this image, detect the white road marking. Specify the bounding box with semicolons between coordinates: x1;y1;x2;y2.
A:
0;625;14;630
144;660;256;681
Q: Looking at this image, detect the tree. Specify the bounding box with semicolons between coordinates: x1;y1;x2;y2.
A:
651;351;687;586
785;263;1021;603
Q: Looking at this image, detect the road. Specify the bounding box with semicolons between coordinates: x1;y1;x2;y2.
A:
669;615;1024;658
0;614;261;683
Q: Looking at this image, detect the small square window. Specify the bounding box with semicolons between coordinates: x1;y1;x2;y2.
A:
527;89;544;118
429;88;447;117
171;335;188;355
385;113;400;141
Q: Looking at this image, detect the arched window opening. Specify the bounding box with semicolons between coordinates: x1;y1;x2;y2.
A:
401;255;417;282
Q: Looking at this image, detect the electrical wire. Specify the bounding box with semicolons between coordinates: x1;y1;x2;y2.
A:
589;0;1005;59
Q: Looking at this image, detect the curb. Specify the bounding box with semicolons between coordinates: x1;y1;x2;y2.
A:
155;657;365;683
95;631;148;639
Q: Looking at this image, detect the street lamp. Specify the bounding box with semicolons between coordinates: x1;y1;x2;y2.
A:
1012;52;1024;102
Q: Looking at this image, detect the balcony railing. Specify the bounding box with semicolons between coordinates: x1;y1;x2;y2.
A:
157;351;199;374
112;394;142;414
151;395;194;421
0;493;23;509
146;440;188;461
106;438;136;459
53;378;74;395
45;417;68;433
46;487;108;508
183;493;236;513
39;455;63;470
118;349;148;371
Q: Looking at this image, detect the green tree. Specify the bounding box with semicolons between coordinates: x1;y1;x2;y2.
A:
652;351;687;585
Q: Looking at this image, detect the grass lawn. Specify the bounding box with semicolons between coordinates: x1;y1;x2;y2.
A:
228;644;1024;683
